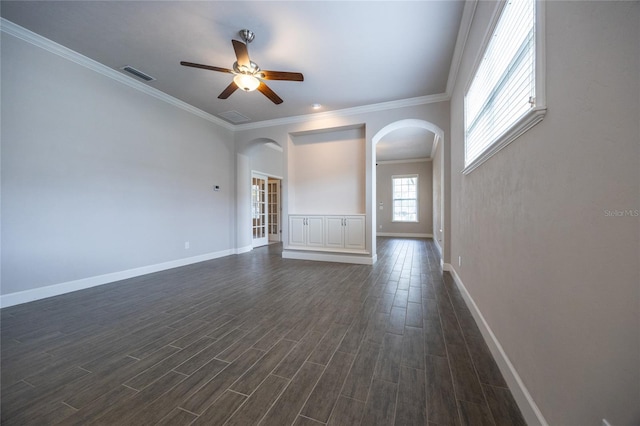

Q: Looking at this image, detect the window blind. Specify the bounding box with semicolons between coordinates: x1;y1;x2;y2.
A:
465;0;536;167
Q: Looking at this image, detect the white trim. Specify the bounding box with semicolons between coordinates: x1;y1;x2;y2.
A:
0;19;456;133
235;93;450;131
251;170;284;181
433;237;443;257
392;174;419;223
282;250;376;265
283;246;368;255
372;119;445;146
446;0;478;97
264;142;283;152
0;18;235;131
462;0;547;175
235;245;253;254
377;158;431;165
0;249;236;308
445;265;549;426
534;0;547;109
462;107;546;175
430;134;439;159
377;233;433;238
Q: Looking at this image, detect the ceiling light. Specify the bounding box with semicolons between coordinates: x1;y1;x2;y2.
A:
312;103;322;109
234;74;260;92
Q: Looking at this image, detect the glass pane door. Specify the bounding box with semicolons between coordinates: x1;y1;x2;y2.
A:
268;179;280;242
252;173;268;247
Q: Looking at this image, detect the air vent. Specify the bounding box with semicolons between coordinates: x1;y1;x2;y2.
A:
218;110;250;124
121;65;155;82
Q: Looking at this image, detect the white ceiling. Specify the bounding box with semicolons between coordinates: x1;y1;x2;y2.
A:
377;127;435;162
1;0;466;158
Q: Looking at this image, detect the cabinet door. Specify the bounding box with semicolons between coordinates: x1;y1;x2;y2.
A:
289;216;306;246
344;216;365;250
306;216;325;247
325;216;345;248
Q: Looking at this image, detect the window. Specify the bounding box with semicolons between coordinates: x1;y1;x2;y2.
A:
464;0;546;173
392;175;418;222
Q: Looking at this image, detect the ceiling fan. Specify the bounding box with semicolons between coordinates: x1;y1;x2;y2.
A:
180;29;304;105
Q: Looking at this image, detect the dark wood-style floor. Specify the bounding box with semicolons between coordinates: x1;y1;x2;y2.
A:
1;238;525;425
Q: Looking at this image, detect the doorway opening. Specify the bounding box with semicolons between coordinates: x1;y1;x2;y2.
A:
252;172;281;248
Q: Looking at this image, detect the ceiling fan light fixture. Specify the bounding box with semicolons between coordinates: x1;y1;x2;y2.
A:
233;74;260;92
180;28;302;104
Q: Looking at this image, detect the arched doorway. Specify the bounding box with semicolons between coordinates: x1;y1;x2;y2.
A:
236;138;283;252
371;119;445;261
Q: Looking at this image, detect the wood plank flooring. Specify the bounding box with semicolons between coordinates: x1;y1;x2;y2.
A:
1;238;526;425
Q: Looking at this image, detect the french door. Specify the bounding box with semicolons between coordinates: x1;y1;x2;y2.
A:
251;173;268;247
268;179;280;242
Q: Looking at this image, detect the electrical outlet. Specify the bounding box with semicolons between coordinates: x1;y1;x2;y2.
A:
184;241;190;249
379;225;382;229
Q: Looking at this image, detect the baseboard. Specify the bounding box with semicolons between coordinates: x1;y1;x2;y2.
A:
446;265;548;426
377;232;433;238
0;248;236;308
433;237;443;256
282;250;376;265
235;245;253;254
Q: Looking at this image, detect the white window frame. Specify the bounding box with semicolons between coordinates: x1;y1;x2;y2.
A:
392;174;419;223
463;0;546;174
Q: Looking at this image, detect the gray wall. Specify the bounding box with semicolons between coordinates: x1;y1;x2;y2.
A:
450;1;639;425
376;160;433;236
1;34;235;296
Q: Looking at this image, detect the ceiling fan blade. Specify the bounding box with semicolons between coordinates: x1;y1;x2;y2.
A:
218;81;239;99
232;40;250;67
257;82;283;105
180;61;233;74
261;70;304;82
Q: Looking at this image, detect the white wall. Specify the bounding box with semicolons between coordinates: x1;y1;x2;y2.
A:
249;144;284;178
450;1;639;425
376;160;433;236
1;34;235;299
289;127;365;215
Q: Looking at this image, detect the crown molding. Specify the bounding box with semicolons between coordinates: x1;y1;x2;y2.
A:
445;0;478;97
2;17;460;134
0;18;235;131
234;92;451;131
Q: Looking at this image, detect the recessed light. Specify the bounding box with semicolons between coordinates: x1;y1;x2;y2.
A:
312;103;322;110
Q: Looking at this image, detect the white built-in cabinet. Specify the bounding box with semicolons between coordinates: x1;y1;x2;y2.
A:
289;215;365;252
289;215;325;248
